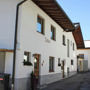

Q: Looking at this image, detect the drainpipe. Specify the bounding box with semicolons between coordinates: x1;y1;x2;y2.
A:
12;0;27;90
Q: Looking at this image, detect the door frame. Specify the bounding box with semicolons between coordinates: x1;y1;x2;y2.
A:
61;60;65;78
33;53;41;78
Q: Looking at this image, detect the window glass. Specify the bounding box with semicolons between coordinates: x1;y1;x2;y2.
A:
71;60;74;65
73;43;75;50
51;26;56;40
37;16;44;34
63;35;66;45
24;52;30;62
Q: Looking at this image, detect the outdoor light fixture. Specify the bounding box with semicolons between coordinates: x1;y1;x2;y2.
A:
34;58;37;63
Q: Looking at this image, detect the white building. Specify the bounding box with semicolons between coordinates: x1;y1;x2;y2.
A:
77;40;90;72
0;0;80;90
74;23;89;72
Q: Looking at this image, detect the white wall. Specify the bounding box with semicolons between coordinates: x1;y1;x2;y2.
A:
15;0;77;78
0;0;23;49
5;52;13;77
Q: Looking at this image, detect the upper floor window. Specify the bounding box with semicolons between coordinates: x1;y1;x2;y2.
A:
71;60;74;65
58;58;61;66
37;16;44;34
51;26;56;41
62;35;66;45
73;43;75;50
49;57;54;72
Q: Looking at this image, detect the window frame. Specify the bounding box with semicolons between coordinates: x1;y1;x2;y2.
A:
51;25;56;41
71;60;74;65
62;35;66;46
37;15;44;35
24;51;30;62
73;43;75;50
49;56;55;72
58;58;61;66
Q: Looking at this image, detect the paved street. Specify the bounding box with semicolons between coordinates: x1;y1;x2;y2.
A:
41;72;90;90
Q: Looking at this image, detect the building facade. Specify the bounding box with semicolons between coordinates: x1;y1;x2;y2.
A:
0;0;79;90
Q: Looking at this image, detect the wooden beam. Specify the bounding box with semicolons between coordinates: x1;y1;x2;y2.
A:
0;49;14;52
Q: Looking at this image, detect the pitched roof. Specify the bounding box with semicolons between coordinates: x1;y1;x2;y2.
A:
32;0;75;31
73;23;85;49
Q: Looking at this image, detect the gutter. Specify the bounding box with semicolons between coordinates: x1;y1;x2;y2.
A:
12;0;27;89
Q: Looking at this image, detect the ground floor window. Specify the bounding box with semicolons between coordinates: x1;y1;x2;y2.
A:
49;57;54;72
71;60;74;65
23;51;32;66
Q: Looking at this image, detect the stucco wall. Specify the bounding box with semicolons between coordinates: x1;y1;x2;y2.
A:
0;0;23;49
15;0;77;79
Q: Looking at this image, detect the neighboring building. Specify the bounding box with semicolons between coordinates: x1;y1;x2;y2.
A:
77;41;90;72
0;0;84;90
74;23;89;72
84;40;90;48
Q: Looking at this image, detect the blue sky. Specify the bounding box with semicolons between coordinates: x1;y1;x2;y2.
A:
57;0;90;40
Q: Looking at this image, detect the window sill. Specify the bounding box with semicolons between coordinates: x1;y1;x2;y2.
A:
23;61;33;66
63;43;66;46
49;70;54;72
51;38;56;41
37;31;45;35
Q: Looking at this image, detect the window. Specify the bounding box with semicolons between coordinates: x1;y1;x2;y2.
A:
49;57;54;72
58;58;61;66
24;52;30;62
67;39;70;57
62;35;66;45
51;26;56;40
23;52;32;66
79;54;84;59
37;16;44;34
71;60;74;65
73;43;74;50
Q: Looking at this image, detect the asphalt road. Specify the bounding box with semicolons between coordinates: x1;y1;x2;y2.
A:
41;72;90;90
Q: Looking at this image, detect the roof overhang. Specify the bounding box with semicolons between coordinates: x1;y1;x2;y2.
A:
73;23;85;49
32;0;75;31
78;48;90;50
0;49;13;52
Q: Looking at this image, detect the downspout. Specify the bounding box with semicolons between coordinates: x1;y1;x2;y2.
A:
12;0;27;89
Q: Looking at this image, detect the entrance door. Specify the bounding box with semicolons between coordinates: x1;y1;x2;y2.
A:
0;52;5;73
62;61;65;78
34;54;40;78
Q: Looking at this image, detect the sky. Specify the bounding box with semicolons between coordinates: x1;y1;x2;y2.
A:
57;0;90;40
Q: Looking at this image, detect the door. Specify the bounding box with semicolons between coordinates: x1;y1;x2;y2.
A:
0;52;5;73
34;54;40;78
62;61;65;78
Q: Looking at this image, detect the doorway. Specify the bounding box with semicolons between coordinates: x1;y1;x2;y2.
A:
33;54;41;89
34;54;40;78
61;61;65;78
